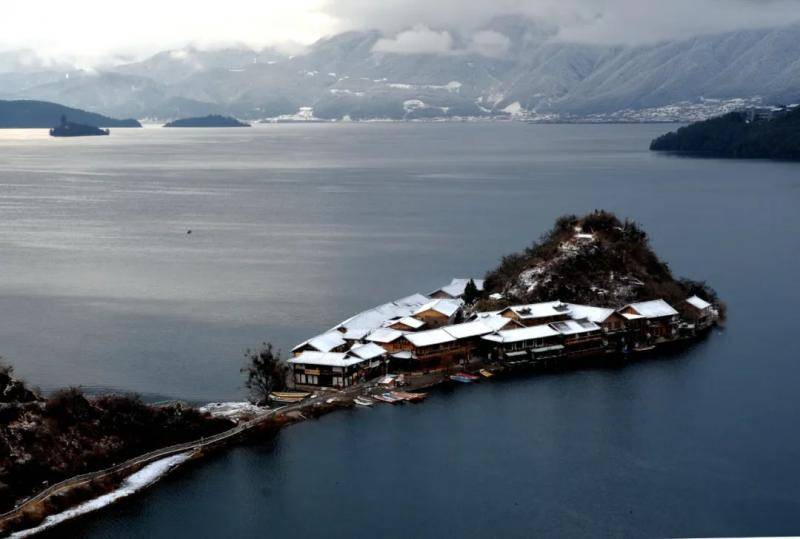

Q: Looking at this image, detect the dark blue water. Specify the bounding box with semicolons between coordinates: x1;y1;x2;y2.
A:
2;123;800;537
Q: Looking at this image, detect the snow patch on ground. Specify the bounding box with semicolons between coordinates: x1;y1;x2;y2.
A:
199;401;262;420
11;453;192;538
403;99;426;112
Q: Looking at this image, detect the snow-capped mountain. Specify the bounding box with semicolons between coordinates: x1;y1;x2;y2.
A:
2;17;799;121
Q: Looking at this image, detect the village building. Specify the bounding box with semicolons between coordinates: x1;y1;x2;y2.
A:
412;298;463;328
565;304;628;334
404;328;464;364
619;299;680;342
385;316;426;331
682;295;715;329
430;278;486;299
288;352;367;388
549;319;605;355
481;324;564;363
498;301;572;326
291;331;349;357
365;327;412;353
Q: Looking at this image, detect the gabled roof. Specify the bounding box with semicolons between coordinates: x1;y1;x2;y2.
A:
349;342;387;360
565;304;616;323
431;278;485;298
333;294;429;332
292;331;346;353
340;327;370;340
386;316;425;330
624;299;679;318
441;316;512;340
288;352;366;368
550;319;601;335
413;298;463;317
686;295;712;310
501;301;570;320
366;327;405;344
404;328;456;347
481;324;560;344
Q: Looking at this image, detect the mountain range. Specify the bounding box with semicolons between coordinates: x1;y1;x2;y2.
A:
1;17;799;122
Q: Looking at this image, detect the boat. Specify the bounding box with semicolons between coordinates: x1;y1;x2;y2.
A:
269;391;311;404
49;115;110;137
479;369;494;378
455;372;480;381
373;392;403;404
449;374;475;384
354;396;374;407
633;344;656;352
390;391;427;402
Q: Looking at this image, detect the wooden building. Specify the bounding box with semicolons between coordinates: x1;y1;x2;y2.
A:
549;319;605;355
619;299;679;342
412;299;463;328
288;352;368;388
291;331;349;357
682;295;715;329
498;301;572;327
430;278;485;299
481;324;564;363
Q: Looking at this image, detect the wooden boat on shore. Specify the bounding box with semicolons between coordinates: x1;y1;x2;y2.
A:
269;391;311;404
390;391;427;402
450;374;477;384
373;392;403;404
479;369;494;378
354;396;374;407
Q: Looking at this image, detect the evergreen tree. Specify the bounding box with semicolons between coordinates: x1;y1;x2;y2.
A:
463;279;480;304
241;342;288;404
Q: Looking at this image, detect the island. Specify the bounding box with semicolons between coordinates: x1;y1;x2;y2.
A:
49;115;110;137
163;115;250;128
649;105;800;160
0;100;141;129
0;211;723;536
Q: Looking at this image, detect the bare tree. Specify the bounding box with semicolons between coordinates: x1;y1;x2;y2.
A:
241;343;288;405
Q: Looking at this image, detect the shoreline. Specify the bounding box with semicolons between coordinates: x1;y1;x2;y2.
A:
0;329;715;537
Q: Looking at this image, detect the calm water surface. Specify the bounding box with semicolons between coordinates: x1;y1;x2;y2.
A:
1;124;799;537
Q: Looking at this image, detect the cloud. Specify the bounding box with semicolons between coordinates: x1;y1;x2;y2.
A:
324;0;800;46
373;26;455;54
469;31;512;58
3;0;800;64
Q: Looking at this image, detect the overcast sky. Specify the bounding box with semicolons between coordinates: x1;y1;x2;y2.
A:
3;0;800;64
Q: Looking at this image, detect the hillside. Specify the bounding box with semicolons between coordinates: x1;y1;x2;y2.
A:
0;363;231;512
481;211;721;311
649;107;800;160
0;100;141;128
164;115;250;127
2;19;799;121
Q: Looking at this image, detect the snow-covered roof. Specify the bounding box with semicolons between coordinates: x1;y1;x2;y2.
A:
413;298;463;317
340;327;370;340
366;327;405;344
334;293;429;332
488;293;503;300
686;295;712;310
394;293;430;306
565;304;616;323
386;316;425;330
624;299;679;318
550;319;601;335
442;320;494;339
481;324;560;344
288;352;366;368
502;301;570;320
404;328;456;347
621;312;645;320
432;278;485;298
349;342;387;360
292;331;346;353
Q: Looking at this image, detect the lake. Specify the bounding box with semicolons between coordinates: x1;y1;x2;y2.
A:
2;123;799;537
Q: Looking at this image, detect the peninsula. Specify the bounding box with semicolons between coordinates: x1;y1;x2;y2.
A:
163;115;250;128
0;211;722;536
0;100;141;129
649;106;800;160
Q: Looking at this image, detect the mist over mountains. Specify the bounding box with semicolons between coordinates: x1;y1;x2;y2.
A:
1;17;798;122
